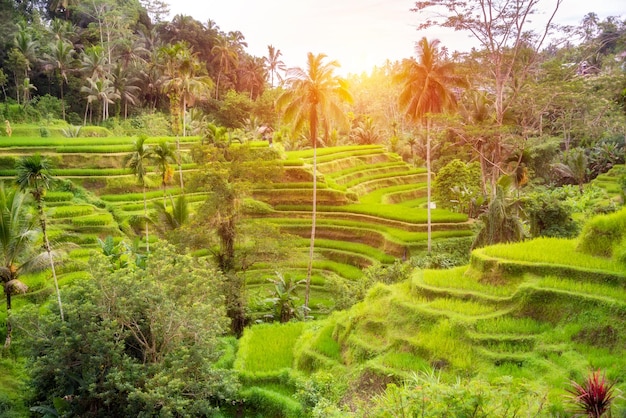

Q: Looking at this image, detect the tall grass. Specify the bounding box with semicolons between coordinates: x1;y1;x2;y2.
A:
427;298;497;316
287;145;383;160
480;238;625;273
235;322;306;374
50;205;94;218
71;213;114;227
536;276;626;300
474;317;551;335
420;267;518;297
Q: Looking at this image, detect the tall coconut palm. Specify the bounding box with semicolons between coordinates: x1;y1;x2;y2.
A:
211;36;238;99
151;141;175;204
397;37;467;253
0;184;37;347
265;44;285;87
277;52;352;311
80;76;119;123
15;155;64;321
110;63;141;119
161;42;213;189
124;137;153;251
43;39;75;120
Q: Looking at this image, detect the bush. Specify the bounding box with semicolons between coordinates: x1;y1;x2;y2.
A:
577;207;626;257
433;159;482;215
79;126;112;137
523;187;580;238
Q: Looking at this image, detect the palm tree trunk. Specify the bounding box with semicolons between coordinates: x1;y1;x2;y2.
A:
39;203;64;321
4;289;12;348
143;185;149;252
305;117;318;312
176;137;184;191
60;78;66;121
426;118;432;254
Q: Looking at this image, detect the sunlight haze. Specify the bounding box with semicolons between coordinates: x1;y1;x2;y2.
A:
167;0;623;75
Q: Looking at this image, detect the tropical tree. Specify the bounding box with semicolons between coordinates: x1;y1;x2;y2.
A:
396;37;467;253
265;272;304;323
211;36;238;99
123;136;153;251
152;195;188;235
277;52;352;311
471;175;525;249
151;140;175;203
0;184;37;347
551;147;589;193
161;41;213;190
412;0;563;195
42;39;75;120
264;44;285;87
110;63;140;119
15;155;64;321
80;76;119;123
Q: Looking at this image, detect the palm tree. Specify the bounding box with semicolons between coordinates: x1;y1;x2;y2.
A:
265;45;285;87
110;63;141;119
124;137;153;251
552;147;588;194
161;42;213;189
151;141;175;204
396;37;467;253
0;184;37;347
15;155;64;321
14;25;38;78
211;36;238;99
21;77;36;107
80;76;119;123
277;52;352;311
43;39;75;120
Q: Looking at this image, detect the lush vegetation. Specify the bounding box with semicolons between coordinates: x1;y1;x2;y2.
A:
0;0;625;416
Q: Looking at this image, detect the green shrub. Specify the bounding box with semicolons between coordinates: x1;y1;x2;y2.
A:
577;207;626;257
0;156;15;169
241;386;303;418
433;159;482;214
523;187;580;238
78;126;112;137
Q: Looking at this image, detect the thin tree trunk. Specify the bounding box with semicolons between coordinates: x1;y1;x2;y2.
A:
176;137;184;191
305;118;318;312
143;185;149;252
60;78;66;121
4;289;12;348
426;118;432;254
39;202;64;321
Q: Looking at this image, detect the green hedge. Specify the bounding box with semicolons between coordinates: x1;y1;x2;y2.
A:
577;207;626;257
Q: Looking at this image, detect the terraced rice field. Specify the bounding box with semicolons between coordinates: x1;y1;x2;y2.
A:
0;135;473;319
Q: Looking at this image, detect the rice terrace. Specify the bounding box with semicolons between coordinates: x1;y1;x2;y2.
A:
0;0;625;416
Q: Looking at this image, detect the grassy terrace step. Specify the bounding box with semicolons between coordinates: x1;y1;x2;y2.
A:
0;135;204;148
331;163;413;185
349;173;428;196
471;238;626;284
361;183;428;205
310;238;396;264
272;203;468;224
344;169;426;189
410;268;521;305
251;260;363;281
271;218;471;255
252;188;355;206
256;209;472;233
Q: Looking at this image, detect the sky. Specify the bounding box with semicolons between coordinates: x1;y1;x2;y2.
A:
166;0;624;76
